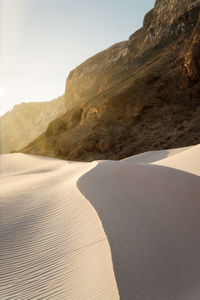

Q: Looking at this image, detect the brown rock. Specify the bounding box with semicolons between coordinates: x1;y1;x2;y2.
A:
21;0;200;161
0;96;65;154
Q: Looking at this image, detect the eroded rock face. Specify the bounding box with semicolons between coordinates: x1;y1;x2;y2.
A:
22;0;200;161
0;96;65;154
64;0;200;106
181;14;200;84
128;0;200;59
65;41;129;110
145;0;200;47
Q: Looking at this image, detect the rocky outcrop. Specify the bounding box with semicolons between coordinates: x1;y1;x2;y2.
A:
22;0;200;161
131;0;200;53
65;41;129;110
180;13;200;85
0;96;65;154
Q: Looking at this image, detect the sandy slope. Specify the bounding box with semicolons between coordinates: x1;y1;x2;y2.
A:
122;146;191;164
152;144;200;175
123;144;200;175
0;154;119;299
0;145;200;299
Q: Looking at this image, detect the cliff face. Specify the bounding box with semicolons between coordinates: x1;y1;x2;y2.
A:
128;0;200;58
64;0;200;110
0;96;65;154
22;0;200;161
65;41;129;111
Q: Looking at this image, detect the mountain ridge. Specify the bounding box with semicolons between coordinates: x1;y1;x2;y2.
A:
0;96;65;154
9;0;200;160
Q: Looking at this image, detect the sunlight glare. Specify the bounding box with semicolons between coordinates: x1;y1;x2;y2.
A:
0;86;6;97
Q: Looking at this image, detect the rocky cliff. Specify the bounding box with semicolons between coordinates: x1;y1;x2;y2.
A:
0;96;65;154
22;0;200;161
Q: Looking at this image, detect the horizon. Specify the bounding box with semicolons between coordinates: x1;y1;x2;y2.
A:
0;0;155;117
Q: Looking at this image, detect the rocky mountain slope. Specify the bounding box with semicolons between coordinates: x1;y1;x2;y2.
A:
0;96;65;154
22;0;200;161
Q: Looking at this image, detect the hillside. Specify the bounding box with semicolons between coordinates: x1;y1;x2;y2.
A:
0;96;65;154
22;0;200;161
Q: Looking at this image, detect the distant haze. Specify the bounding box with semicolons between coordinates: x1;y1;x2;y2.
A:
0;0;155;116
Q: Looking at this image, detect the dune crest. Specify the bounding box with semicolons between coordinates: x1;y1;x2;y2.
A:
152;144;200;175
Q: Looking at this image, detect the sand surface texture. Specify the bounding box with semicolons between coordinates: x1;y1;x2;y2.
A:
0;155;119;299
0;145;200;299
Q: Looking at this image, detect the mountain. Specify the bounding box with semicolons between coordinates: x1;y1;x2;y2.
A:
0;96;65;154
21;0;200;161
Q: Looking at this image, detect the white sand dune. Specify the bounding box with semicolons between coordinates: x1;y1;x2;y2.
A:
0;145;200;299
0;154;119;299
152;144;200;175
123;144;200;175
122;146;191;164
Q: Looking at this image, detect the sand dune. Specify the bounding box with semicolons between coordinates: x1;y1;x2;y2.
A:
123;144;200;175
122;146;191;164
0;145;200;299
0;155;119;299
152;144;200;175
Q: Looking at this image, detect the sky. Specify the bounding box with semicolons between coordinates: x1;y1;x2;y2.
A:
0;0;155;116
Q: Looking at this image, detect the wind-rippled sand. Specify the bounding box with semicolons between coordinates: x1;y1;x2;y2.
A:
0;145;200;299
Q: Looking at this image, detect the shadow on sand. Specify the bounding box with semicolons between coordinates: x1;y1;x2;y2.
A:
77;161;200;300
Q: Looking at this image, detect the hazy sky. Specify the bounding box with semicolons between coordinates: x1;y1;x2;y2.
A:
0;0;155;116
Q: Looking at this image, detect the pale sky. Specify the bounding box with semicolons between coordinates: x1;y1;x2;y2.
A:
0;0;155;116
